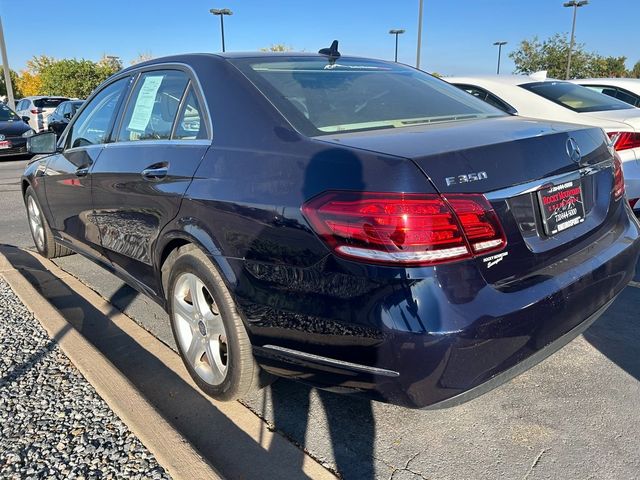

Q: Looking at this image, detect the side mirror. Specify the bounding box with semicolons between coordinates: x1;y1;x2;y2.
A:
22;116;30;124
27;132;58;155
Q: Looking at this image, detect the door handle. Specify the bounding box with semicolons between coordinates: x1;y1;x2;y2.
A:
141;162;169;181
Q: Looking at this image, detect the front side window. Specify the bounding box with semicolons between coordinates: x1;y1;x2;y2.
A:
67;77;129;149
117;70;189;142
231;57;503;136
521;81;634;113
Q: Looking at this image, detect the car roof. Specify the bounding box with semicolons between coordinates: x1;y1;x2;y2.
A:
118;51;389;74
574;78;640;85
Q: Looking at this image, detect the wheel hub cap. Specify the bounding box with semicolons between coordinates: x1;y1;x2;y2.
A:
198;320;207;336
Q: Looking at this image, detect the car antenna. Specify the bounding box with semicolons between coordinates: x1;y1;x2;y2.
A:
318;40;340;63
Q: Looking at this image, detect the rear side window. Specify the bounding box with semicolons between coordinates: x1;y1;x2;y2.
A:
117;70;189;142
584;85;640;107
67;77;129;148
34;98;69;108
173;87;206;140
521;82;634;113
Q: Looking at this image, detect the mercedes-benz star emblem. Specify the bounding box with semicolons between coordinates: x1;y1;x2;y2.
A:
566;137;581;164
0;134;5;141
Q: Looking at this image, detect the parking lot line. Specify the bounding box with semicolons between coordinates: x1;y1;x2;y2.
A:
0;246;336;480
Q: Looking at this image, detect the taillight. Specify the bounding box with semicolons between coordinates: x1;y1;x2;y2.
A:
30;109;42;114
301;191;506;266
608;132;640;151
612;151;625;201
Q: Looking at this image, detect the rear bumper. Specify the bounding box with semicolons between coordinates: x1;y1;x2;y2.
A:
0;138;28;157
235;203;640;408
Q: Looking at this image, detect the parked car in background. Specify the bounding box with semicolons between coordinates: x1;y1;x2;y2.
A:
22;51;640;409
449;76;640;209
570;78;640;107
47;100;84;135
0;103;34;159
15;96;71;132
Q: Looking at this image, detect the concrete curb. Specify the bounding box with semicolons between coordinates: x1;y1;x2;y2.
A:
0;249;336;480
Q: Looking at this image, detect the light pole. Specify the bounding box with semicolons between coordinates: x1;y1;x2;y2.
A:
209;8;233;52
389;29;405;62
416;0;424;69
563;0;588;79
0;17;15;110
493;41;507;74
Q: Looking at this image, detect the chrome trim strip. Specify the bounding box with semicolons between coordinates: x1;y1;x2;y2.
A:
262;345;400;377
103;139;211;148
485;160;612;201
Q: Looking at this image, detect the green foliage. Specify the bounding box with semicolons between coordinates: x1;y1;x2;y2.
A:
39;58;120;98
630;61;640;79
510;33;630;79
0;69;22;98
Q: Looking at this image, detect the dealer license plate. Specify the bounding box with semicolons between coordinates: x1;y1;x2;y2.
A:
537;179;585;236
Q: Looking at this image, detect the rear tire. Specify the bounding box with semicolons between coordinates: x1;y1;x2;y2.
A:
164;244;268;401
24;186;73;259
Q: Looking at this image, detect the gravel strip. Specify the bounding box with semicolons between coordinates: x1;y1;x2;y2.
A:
0;278;171;479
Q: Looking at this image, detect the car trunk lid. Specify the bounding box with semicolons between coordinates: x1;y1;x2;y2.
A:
316;116;618;286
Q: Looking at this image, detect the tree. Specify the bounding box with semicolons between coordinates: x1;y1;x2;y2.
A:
97;55;123;72
39;59;117;98
589;55;628;78
261;44;293;52
509;33;629;79
130;52;154;65
25;55;56;75
15;70;40;96
0;69;22;98
510;34;592;79
631;61;640;79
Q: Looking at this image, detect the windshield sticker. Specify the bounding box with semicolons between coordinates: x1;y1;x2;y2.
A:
127;75;164;132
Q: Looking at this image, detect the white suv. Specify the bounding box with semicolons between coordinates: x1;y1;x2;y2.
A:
15;96;70;132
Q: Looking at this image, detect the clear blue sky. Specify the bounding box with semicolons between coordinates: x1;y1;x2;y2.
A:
1;0;638;75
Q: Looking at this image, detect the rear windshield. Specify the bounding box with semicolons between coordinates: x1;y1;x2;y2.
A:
231;57;504;136
0;104;20;121
34;98;70;108
520;82;634;113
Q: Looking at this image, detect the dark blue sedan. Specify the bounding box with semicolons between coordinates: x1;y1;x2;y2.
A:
21;47;640;408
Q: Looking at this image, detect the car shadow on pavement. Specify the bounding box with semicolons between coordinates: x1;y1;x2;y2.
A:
583;286;640;381
0;322;72;387
0;245;320;480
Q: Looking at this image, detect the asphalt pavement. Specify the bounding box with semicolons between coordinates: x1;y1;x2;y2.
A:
2;157;640;479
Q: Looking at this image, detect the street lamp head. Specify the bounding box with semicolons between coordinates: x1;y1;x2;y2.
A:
563;1;588;7
389;29;405;35
493;41;507;46
210;8;233;15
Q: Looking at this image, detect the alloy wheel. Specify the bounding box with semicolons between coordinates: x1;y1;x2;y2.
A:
27;196;45;251
172;272;229;385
